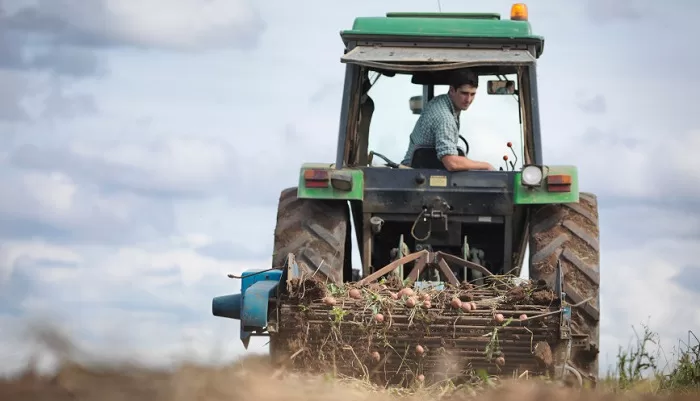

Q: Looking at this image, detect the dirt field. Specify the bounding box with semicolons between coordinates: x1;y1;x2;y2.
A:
0;326;697;401
1;355;698;401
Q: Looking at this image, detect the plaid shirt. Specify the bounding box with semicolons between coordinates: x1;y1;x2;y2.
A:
401;94;461;165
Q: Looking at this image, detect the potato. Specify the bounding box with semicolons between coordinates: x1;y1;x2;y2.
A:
423;300;431;309
375;313;384;322
519;314;528;321
495;356;505;366
450;297;462;309
460;302;472;312
348;288;362;299
415;344;424;355
322;296;337;306
405;297;417;308
371;351;381;362
417;374;425;382
494;313;505;323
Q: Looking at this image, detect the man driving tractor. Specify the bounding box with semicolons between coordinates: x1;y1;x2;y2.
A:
400;68;496;171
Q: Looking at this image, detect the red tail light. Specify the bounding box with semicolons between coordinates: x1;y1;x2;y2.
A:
303;169;329;188
546;174;571;192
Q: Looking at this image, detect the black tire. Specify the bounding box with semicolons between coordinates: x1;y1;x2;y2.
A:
271;187;352;284
529;192;600;385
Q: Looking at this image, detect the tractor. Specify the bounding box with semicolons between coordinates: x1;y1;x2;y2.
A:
212;3;601;388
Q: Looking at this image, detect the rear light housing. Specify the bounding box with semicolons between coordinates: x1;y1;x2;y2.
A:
303;169;329;188
546;174;572;192
303;168;353;191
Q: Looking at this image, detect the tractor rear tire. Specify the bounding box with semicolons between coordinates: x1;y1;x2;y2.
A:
271;187;352;284
528;192;600;386
269;187;352;366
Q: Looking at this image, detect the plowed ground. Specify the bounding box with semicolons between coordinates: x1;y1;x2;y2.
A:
1;352;697;401
1;326;696;401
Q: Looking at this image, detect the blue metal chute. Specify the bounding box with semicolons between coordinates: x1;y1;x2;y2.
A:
240;279;279;347
212;294;241;319
211;268;283;348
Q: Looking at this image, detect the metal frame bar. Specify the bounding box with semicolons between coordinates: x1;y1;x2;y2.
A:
354;40;533;51
422;84;434;102
358;249;493;286
526;53;543;165
502;215;514;274
335;42;360;169
340;34;544;56
361;211;373;278
341;46;537;68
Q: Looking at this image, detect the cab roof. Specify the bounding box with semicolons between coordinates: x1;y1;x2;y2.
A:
340;11;545;58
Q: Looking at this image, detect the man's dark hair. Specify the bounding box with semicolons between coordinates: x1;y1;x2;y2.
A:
448;69;479;89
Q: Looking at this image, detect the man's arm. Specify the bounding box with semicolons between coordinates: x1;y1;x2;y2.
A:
435;120;495;172
441;154;495;171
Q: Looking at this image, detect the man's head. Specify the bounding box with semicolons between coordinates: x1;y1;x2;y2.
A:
447;69;479;111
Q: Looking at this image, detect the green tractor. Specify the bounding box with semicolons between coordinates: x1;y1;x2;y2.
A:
213;3;600;388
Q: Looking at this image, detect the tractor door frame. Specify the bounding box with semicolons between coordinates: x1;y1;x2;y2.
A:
334;40;544;170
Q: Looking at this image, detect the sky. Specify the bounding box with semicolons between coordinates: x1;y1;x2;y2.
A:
0;0;699;378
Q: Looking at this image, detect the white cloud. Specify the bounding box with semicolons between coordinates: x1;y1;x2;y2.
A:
98;246;260;287
0;70;32;121
103;0;264;49
24;171;77;212
171;233;215;248
4;0;265;51
71;137;236;193
664;130;700;188
0;168;173;243
0;240;82;284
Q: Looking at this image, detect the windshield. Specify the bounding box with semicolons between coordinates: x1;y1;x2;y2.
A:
365;71;524;171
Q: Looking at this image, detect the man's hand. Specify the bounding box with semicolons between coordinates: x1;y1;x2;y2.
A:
477;162;496;171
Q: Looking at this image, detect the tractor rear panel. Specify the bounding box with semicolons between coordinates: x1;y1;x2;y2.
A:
362;167;515;215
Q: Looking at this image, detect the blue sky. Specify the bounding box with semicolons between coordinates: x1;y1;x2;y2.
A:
1;0;699;376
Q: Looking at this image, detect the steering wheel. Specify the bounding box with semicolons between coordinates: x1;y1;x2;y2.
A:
368;151;400;168
459;135;470;157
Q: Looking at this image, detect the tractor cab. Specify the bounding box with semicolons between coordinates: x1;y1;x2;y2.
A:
334;5;544;175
